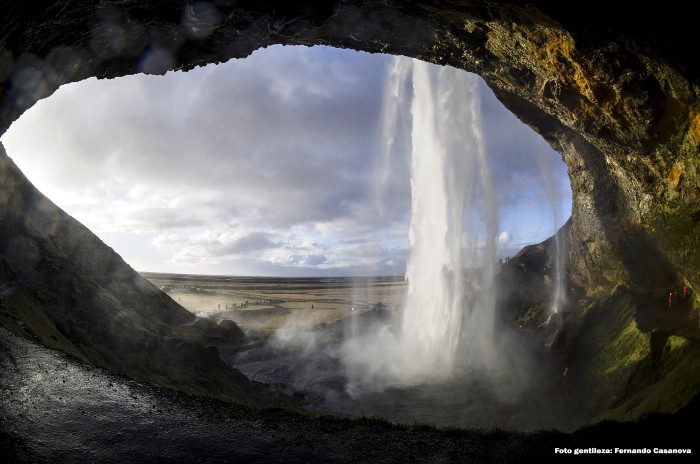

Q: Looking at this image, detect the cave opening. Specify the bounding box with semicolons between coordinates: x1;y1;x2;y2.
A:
2;44;572;277
1;44;575;430
3;3;700;460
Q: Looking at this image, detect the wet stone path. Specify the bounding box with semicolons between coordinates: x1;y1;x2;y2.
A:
0;328;544;463
3;327;696;462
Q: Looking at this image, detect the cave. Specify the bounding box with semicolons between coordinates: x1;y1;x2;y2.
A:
1;1;699;462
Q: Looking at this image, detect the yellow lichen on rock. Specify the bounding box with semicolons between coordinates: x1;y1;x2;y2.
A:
668;164;682;188
687;111;700;144
532;29;596;102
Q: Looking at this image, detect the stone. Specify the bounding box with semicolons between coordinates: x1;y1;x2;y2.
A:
0;0;698;421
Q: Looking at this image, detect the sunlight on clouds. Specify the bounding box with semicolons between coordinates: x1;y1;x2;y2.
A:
1;45;570;276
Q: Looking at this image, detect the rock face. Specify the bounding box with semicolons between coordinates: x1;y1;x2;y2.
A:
0;146;282;405
2;1;698;298
1;1;699;419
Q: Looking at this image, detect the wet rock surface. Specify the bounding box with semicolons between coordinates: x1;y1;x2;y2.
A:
0;327;549;463
2;1;699;295
3;327;698;463
1;0;700;457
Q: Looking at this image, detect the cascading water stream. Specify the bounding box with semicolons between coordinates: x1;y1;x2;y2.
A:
228;54;567;427
374;57;412;217
343;57;500;388
537;143;567;315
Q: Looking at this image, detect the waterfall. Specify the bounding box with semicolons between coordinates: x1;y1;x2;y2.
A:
374;57;412;217
399;58;498;378
537;143;567;314
343;57;499;388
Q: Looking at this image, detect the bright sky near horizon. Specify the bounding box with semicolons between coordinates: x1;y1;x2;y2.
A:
1;45;571;277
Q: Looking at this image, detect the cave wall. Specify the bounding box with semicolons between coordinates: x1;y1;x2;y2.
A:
1;2;698;314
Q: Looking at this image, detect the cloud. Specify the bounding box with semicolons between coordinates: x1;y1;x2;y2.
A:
219;232;278;255
285;254;327;266
1;45;570;275
497;231;512;245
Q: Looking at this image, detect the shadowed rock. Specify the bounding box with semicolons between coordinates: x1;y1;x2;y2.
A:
0;1;699;454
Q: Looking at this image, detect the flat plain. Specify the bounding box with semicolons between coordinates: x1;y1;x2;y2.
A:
142;273;406;335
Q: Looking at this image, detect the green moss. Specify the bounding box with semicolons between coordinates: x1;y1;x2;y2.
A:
607;336;700;421
577;294;649;412
644;193;700;299
0;291;88;363
554;287;696;426
599;319;649;375
564;284;700;424
667;335;688;350
584;245;631;298
517;303;547;328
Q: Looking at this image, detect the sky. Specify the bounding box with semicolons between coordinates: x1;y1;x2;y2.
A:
1;45;571;277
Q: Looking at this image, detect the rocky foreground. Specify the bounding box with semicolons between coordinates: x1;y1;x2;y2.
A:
2;328;697;463
2;1;700;460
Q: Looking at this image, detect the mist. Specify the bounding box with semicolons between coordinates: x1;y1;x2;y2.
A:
230;56;569;429
2;42;572;428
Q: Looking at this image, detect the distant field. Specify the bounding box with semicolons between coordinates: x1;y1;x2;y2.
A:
141;273;407;334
